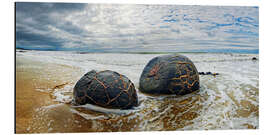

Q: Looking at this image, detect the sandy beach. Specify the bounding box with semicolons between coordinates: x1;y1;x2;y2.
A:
14;3;260;133
16;50;259;133
16;56;87;133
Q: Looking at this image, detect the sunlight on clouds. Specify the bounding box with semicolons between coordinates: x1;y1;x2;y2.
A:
16;3;258;53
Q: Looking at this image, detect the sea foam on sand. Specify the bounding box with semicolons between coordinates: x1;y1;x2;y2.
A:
16;50;259;131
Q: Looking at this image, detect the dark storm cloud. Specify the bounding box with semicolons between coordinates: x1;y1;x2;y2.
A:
16;2;85;13
16;3;258;53
16;2;87;50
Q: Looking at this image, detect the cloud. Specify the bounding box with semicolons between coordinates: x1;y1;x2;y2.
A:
16;3;259;53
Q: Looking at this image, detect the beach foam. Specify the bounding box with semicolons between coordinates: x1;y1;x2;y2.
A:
16;50;259;131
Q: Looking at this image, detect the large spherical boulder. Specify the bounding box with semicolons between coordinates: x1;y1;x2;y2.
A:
139;54;200;95
73;70;138;109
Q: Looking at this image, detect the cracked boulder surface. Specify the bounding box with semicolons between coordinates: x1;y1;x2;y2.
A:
139;54;200;95
73;70;138;109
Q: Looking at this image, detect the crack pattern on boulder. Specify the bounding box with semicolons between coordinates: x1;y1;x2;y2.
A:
74;70;138;109
139;54;200;95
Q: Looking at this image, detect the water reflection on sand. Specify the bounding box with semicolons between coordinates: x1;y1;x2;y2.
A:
16;51;258;133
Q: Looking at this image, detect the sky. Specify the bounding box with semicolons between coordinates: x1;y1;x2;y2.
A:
15;3;259;53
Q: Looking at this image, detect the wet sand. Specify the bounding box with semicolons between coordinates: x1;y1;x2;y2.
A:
15;56;204;133
16;57;89;133
16;52;259;133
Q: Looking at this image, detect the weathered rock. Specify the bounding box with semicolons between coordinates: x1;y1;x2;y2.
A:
199;72;219;76
252;57;258;61
73;70;138;109
206;72;212;75
199;72;205;75
139;54;200;95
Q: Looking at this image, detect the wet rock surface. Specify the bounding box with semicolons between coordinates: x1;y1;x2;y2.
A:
74;70;138;109
139;54;200;95
199;72;220;76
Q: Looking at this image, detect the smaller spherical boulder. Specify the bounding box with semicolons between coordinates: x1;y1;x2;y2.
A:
139;54;200;95
73;70;138;109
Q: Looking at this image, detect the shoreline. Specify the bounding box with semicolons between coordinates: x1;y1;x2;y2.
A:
16;48;259;55
16;56;86;133
15;52;259;133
